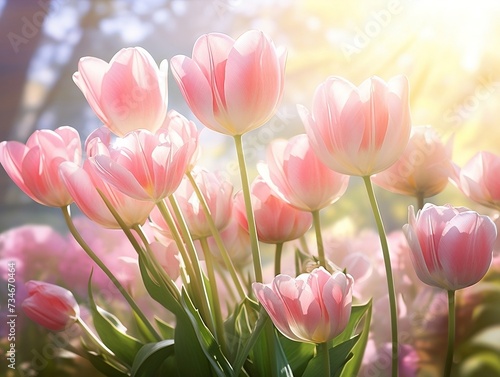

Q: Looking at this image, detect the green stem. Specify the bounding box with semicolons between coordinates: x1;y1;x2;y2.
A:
362;176;398;377
95;190;183;317
233;134;263;283
318;342;330;377
199;237;227;353
274;242;284;277
132;224;181;301
76;316;115;353
312;210;325;267
444;290;456;377
61;206;161;342
186;170;246;300
156;199;198;288
416;193;425;211
165;196;215;334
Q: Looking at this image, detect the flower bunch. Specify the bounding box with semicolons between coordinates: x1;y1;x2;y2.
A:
1;29;498;377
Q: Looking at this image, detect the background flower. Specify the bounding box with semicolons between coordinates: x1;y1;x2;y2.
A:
300;75;411;176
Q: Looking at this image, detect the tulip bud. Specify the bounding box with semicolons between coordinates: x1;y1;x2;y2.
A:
22;281;80;332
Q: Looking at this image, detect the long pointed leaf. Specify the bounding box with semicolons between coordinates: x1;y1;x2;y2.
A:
88;274;143;366
181;289;234;377
302;335;360;377
138;255;182;315
340;300;372;377
131;339;175;377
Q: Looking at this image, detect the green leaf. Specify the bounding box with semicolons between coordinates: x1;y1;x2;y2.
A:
340;300;372;377
88;274;144;366
84;351;129;377
154;316;175;339
138;254;182;315
130;340;175;377
180;289;234;377
81;339;129;377
174;311;214;377
132;310;158;343
250;321;293;377
224;298;260;362
332;300;371;346
302;335;360;377
279;335;315;376
230;305;269;377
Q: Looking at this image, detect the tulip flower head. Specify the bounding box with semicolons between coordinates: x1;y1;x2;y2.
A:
451;151;500;211
300;75;411;176
22;281;80;332
257;134;349;212
0;126;82;207
234;176;313;243
73;47;169;137
171;30;286;136
372;126;453;198
253;267;353;343
59;159;155;229
403;204;496;291
88;122;197;202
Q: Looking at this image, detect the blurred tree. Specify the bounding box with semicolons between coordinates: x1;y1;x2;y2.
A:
0;0;51;204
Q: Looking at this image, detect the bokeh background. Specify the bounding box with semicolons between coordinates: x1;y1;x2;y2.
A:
2;0;500;231
1;0;500;376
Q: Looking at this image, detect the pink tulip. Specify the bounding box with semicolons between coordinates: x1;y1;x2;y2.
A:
0;126;82;207
88;117;197;202
234;176;312;243
150;169;233;240
22;281;80;332
170;30;286;136
451;151;500;211
299;75;411;176
59;127;155;228
258;134;349;212
253;267;353;343
403;204;496;290
372;126;453;198
73;47;168;136
59;160;154;229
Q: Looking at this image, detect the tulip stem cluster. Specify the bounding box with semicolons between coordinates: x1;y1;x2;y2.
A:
199;237;227;352
444;290;456;377
186;171;246;300
158;197;214;331
60;205;162;342
362;176;399;377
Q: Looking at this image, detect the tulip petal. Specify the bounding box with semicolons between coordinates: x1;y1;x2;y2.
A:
438;212;495;289
73;57;109;124
170;55;225;133
252;282;299;341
